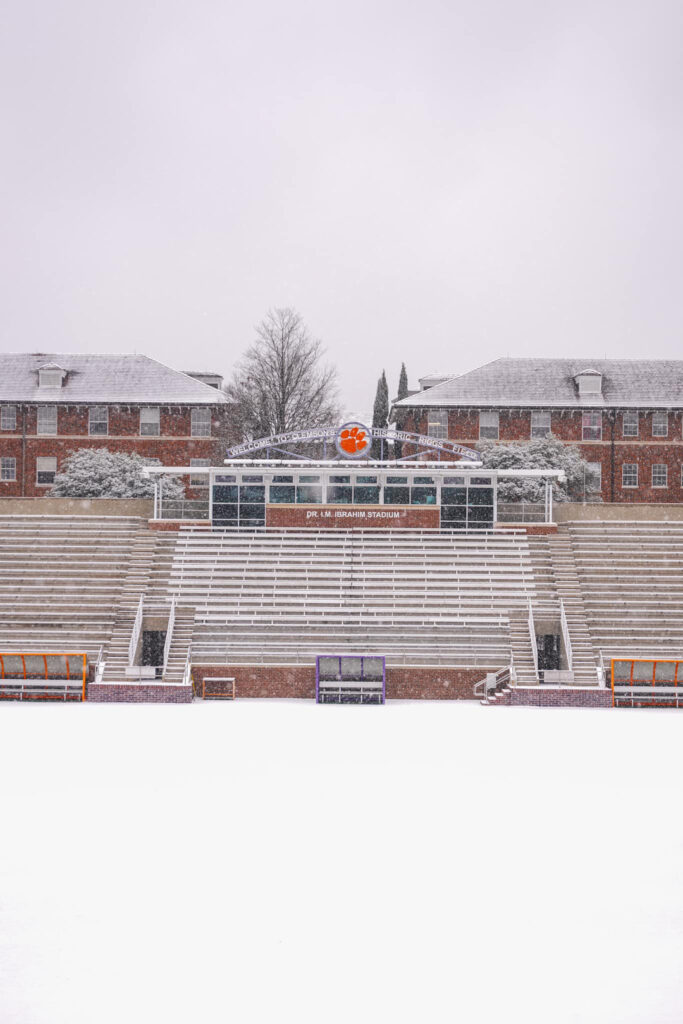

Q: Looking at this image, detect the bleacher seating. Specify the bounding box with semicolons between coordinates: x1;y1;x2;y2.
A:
169;527;537;667
562;521;683;664
0;516;151;662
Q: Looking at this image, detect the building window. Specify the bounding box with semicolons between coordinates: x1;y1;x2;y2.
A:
89;407;108;436
427;409;448;439
652;464;668;487
1;406;16;430
622;411;639;437
140;407;160;436
622;464;638;488
36;457;57;486
585;462;602;494
38;369;63;388
0;457;16;481
37;405;57;436
190;458;210;486
531;411;551;439
479;411;499;440
582;412;602;441
191;408;211;437
652;411;668;437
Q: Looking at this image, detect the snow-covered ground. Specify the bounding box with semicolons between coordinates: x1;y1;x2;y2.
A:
1;700;682;1024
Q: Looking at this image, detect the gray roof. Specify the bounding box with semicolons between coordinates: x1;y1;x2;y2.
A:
0;353;228;404
395;358;683;409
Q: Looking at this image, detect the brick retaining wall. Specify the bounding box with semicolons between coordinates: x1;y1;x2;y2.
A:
87;683;193;703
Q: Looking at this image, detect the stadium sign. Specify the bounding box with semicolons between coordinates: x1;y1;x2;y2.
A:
225;424;478;461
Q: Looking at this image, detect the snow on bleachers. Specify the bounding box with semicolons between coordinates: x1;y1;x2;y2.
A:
0;516;147;659
170;527;536;667
564;520;683;662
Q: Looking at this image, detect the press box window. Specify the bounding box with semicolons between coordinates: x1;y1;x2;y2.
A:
427;409;448;439
89;406;108;436
531;411;551;439
652;464;668;487
652;411;668;437
622;411;638;437
582;412;602;441
36;457;57;485
479;411;499;440
1;406;16;430
190;459;210;486
191;408;211;437
622;464;638;488
140;407;160;436
37;406;57;436
0;457;16;481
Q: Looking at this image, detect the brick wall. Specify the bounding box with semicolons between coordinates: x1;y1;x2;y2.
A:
192;664;493;700
0;403;232;497
495;687;613;708
87;683;193;703
266;505;441;529
402;407;683;503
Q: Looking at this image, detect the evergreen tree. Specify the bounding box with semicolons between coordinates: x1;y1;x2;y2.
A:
394;362;409;460
371;370;389;459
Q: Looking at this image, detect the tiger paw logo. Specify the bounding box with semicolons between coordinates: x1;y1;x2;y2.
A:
336;422;372;458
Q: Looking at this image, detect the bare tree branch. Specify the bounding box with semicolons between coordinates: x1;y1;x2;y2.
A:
226;308;340;439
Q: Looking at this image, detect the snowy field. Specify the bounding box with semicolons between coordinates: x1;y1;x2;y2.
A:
1;701;682;1024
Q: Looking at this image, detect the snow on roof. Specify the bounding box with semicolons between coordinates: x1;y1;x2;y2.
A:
0;353;228;404
395;357;683;409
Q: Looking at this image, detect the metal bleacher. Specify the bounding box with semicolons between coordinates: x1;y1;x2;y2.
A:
563;520;683;665
169;527;537;667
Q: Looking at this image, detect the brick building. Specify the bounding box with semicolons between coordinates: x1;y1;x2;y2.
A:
0;353;230;497
394;358;683;503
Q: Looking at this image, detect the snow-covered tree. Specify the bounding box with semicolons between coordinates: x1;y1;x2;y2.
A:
50;449;185;499
477;436;600;502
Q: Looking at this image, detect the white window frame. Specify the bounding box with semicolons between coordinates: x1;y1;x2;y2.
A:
0;457;16;481
531;411;551;439
427;409;448;439
479;411;499;440
36;456;57;486
191;408;211;437
652;411;668;437
89;406;108;436
582;412;602;441
622;411;639;438
652;464;668;488
1;406;16;430
140;407;160;436
622;464;638;488
190;459;211;487
37;405;57;436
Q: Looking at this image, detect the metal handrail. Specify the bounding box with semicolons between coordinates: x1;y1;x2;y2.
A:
162;597;176;675
559;599;573;672
128;596;144;667
528;600;539;679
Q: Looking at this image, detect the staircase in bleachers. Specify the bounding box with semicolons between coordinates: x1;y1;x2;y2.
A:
168;527;537;668
562;521;683;666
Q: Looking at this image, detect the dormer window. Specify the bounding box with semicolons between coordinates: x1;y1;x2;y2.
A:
574;369;603;398
37;363;66;388
39;370;62;388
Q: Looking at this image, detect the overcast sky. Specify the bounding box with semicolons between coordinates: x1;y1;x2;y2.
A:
1;0;682;416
